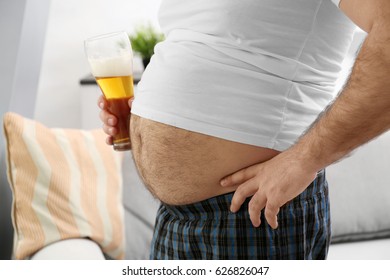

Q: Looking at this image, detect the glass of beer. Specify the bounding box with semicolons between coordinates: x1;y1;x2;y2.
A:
84;31;134;151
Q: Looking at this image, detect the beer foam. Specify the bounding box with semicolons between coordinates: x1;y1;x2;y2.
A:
88;54;133;77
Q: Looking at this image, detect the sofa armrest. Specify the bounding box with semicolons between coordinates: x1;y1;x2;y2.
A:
30;239;105;260
328;239;390;260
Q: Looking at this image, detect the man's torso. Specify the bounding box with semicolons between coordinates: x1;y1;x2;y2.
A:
130;0;356;204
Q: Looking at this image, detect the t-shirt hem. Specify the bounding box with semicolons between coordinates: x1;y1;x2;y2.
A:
131;105;291;152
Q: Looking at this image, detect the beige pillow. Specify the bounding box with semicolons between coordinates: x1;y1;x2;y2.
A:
3;112;125;260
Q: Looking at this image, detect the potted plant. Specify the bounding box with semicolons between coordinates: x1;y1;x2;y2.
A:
129;24;164;69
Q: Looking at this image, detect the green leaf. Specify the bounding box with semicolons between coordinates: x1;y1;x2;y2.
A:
129;24;165;59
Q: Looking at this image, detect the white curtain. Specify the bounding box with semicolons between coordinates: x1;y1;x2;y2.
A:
0;0;50;260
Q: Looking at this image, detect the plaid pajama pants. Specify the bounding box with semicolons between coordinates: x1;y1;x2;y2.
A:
150;170;330;260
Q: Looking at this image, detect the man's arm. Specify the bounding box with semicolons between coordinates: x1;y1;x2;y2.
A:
220;0;390;228
298;0;390;172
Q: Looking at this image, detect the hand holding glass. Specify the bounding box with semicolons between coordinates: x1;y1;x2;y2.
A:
85;31;134;151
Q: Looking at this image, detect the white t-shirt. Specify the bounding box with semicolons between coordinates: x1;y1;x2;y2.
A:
132;0;356;151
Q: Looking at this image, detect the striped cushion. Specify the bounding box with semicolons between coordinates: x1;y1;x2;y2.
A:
3;112;125;260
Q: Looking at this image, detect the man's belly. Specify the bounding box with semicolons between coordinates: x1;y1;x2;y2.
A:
130;114;280;205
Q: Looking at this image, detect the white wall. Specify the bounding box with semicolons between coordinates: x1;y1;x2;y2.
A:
34;0;162;128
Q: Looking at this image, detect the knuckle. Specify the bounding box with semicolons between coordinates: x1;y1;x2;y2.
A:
231;187;250;210
264;208;274;219
234;185;245;197
102;124;109;134
266;201;279;213
231;192;243;206
97;95;103;104
265;205;279;220
248;199;260;212
102;124;115;135
234;184;252;200
105;137;113;146
242;168;251;178
97;95;106;107
100;110;111;121
232;171;244;183
99;110;106;121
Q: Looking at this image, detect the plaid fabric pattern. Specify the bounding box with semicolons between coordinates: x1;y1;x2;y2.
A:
150;170;330;260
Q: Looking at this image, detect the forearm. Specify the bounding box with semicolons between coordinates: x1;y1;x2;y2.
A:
291;15;390;171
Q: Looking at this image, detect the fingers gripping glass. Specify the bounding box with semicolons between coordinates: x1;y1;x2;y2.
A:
84;31;134;151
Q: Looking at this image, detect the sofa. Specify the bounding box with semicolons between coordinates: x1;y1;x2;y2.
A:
1;112;390;260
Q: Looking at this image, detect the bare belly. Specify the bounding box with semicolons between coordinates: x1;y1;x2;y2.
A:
130;114;280;205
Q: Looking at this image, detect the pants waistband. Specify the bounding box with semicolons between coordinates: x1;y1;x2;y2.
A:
162;169;326;220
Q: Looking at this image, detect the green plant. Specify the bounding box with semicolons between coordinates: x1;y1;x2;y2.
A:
129;24;164;67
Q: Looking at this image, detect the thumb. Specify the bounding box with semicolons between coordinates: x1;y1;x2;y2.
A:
128;97;135;107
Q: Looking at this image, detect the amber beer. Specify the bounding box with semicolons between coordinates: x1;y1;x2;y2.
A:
89;54;134;151
85;31;134;151
96;75;134;150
